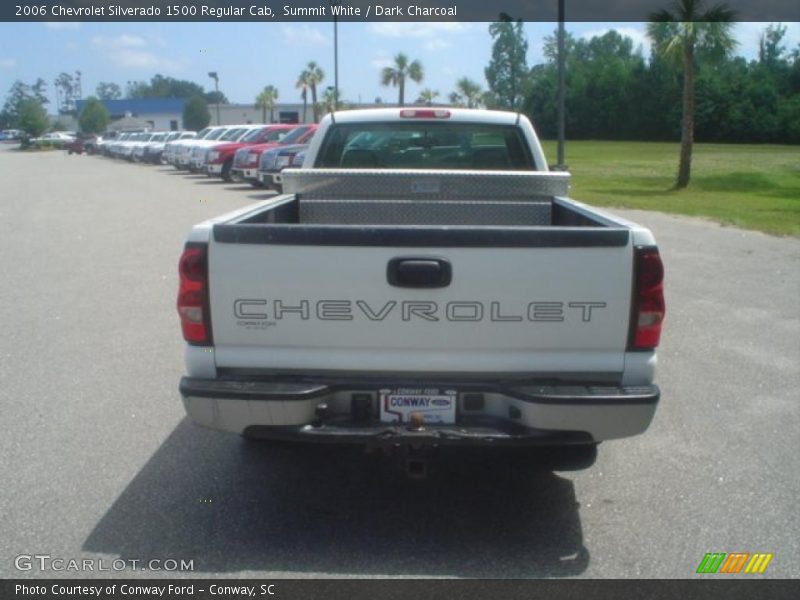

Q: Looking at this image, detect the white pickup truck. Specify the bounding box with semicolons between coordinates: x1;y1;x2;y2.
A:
177;108;665;471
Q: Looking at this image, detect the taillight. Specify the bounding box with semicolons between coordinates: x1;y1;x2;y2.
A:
399;109;451;119
629;247;665;350
177;243;211;345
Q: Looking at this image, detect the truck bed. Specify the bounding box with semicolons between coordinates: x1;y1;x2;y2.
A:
192;168;640;380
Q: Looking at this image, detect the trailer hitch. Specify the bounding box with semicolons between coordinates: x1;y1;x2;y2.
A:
395;442;439;480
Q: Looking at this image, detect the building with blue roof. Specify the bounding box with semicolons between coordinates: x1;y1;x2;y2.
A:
74;98;189;131
66;98;315;132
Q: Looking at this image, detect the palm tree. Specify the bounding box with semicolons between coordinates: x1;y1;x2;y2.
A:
254;85;279;123
453;77;485;108
295;71;310;123
448;91;464;107
415;88;439;106
320;87;341;116
647;1;736;189
380;53;424;107
303;61;325;123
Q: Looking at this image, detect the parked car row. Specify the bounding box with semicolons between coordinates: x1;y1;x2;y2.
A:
21;131;78;149
166;123;317;189
66;134;97;155
0;129;24;141
96;130;197;163
89;122;318;191
228;124;317;190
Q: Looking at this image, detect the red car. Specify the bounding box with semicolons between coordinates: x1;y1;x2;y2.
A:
230;124;318;186
66;134;96;155
204;124;296;182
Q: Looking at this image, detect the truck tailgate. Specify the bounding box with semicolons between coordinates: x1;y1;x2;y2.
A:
207;233;633;376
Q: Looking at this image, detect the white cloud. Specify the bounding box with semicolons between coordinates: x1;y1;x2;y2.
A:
577;22;800;62
734;22;800;60
368;22;470;39
371;55;394;70
735;22;766;52
0;58;16;69
780;23;800;54
113;50;182;70
117;34;148;48
280;24;331;46
424;39;451;51
44;22;80;30
92;34;147;49
367;23;464;70
91;35;183;71
580;26;652;56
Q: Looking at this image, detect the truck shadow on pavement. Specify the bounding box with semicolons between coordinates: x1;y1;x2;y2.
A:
83;419;589;577
247;192;279;201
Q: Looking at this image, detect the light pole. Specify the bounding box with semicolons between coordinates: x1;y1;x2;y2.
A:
208;71;220;125
329;1;340;111
556;0;566;170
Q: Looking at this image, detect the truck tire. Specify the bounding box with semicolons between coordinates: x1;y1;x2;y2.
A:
240;431;294;448
536;443;598;471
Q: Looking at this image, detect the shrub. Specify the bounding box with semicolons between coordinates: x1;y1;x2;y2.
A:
78;97;110;135
183;96;211;131
16;98;48;138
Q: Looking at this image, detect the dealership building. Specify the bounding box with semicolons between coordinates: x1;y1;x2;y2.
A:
66;98;315;132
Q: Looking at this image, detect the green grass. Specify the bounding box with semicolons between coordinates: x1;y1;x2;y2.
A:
539;141;800;237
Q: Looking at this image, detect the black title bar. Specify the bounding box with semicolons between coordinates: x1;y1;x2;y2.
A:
6;0;800;22
3;579;800;600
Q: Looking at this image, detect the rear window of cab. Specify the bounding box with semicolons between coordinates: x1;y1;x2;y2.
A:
315;122;535;170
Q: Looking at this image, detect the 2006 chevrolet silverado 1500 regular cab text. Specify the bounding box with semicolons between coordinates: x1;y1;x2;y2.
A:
177;108;665;471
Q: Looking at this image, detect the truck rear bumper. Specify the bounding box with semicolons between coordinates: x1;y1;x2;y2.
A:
179;376;659;443
242;421;595;447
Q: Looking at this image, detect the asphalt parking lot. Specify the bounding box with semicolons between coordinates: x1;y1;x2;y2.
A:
0;145;798;579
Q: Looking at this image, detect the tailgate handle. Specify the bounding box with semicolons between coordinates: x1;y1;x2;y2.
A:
387;258;452;288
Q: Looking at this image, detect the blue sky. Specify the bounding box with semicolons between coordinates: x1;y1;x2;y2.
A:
1;21;798;111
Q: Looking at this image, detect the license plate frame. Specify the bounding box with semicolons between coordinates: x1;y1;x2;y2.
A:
379;388;457;424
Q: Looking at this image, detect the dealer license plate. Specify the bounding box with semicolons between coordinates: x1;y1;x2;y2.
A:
379;388;457;424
